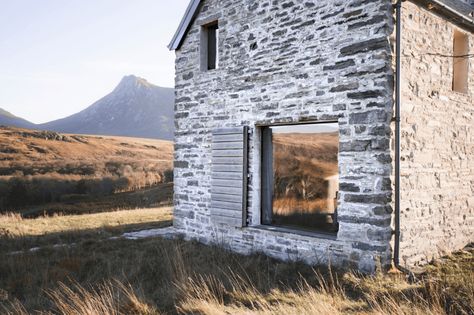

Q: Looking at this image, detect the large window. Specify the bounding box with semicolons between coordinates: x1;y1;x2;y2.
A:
261;123;339;234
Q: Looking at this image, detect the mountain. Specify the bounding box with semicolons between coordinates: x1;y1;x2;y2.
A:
39;75;175;140
0;108;36;129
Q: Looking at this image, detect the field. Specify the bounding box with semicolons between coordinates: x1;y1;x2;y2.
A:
0;126;173;216
1;209;473;314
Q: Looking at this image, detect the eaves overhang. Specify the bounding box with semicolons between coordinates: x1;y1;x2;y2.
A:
409;0;474;32
168;0;474;52
168;0;203;51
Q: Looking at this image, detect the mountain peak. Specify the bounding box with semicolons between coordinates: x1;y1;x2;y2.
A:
2;75;175;140
115;75;154;92
39;75;175;140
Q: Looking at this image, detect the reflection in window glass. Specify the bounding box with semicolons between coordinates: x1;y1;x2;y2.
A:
270;123;339;233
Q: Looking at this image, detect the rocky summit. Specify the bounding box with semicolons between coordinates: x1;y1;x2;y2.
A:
0;75;175;140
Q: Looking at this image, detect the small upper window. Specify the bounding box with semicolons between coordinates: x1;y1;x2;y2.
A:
452;30;469;94
201;21;219;71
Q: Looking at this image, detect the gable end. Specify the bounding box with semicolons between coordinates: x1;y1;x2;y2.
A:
168;0;203;50
168;0;473;52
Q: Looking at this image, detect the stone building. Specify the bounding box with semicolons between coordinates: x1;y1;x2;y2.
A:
168;0;473;272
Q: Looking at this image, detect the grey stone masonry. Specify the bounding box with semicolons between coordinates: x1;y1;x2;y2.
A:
172;0;394;273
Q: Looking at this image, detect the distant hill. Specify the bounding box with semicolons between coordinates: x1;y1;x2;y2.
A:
0;75;175;140
0;108;36;129
40;75;175;140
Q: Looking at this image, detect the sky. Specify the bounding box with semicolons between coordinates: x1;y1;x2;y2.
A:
0;0;189;123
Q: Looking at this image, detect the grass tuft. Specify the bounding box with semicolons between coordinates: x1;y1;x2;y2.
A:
47;280;159;315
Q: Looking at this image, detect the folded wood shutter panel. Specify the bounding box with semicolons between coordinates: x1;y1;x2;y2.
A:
210;126;248;227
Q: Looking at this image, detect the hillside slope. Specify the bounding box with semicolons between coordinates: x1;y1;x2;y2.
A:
0;126;173;213
39;75;175;140
0;108;36;129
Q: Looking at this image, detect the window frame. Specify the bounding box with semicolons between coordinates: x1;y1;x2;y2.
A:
200;21;219;71
260;121;340;235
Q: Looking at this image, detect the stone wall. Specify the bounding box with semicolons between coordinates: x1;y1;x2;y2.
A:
173;0;395;273
458;0;474;6
397;1;474;267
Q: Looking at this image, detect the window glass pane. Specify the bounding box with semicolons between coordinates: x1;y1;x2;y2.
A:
271;123;339;233
207;24;218;70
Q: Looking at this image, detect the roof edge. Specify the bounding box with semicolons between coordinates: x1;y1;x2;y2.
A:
410;0;474;32
168;0;202;51
167;0;474;52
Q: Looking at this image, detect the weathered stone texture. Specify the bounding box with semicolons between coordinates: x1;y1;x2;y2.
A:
396;2;474;267
173;0;394;273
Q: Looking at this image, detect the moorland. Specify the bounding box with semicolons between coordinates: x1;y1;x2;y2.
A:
0;126;173;216
1;207;472;314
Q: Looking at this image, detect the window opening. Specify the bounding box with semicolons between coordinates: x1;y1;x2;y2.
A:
261;123;339;234
201;22;219;71
453;30;469;93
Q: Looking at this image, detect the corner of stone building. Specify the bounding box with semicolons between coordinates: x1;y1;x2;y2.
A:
171;0;407;273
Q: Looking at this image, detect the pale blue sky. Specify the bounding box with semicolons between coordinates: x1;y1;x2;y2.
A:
0;0;189;123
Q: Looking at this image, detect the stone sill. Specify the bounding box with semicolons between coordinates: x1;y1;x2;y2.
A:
249;225;338;241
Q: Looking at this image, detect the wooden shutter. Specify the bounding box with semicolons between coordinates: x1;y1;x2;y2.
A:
210;126;248;227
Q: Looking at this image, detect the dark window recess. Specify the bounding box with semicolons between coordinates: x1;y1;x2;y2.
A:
207;24;218;70
201;22;219;71
261;123;339;234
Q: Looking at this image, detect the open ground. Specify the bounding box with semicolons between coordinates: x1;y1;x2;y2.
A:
0;207;473;315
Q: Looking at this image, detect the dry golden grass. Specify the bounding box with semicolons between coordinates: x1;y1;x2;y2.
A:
273;197;328;215
46;280;159;315
3;244;470;315
0;207;173;254
272;132;338;206
0;126;173;214
3;280;160;315
270;132;339;231
0;127;172;167
175;271;361;315
13;182;174;218
273;132;338;179
0;207;472;315
174;249;474;315
0;207;172;239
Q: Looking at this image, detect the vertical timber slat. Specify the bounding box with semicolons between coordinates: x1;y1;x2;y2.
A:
210;126;248;227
